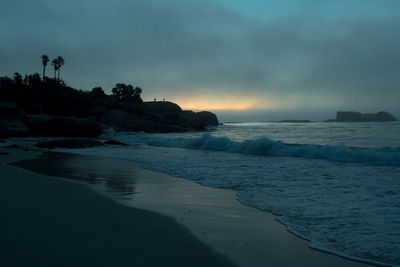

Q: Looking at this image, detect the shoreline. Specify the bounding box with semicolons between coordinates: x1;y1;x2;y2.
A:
3;148;375;267
0;149;235;267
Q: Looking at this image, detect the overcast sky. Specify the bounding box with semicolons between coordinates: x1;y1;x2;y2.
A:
1;0;399;121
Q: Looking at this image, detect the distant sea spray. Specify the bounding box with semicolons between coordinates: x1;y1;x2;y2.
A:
122;133;400;167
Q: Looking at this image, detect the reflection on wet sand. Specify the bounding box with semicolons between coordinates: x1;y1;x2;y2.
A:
10;152;136;197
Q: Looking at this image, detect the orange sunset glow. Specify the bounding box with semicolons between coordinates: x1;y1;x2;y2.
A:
176;96;261;111
169;93;296;111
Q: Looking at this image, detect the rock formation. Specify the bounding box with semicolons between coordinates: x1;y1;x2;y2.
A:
0;76;219;137
99;101;219;133
327;111;397;122
23;115;103;137
0;100;219;137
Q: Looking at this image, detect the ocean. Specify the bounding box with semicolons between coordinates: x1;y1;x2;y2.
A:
64;122;400;266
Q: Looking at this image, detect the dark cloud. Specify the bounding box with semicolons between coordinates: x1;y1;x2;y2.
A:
1;0;399;118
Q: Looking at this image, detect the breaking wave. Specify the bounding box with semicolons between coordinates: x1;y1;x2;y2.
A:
126;133;400;166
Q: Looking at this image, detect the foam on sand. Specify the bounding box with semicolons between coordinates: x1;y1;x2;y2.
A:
6;150;373;267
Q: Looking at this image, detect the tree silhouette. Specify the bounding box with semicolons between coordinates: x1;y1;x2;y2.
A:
51;58;59;79
24;73;41;87
90;87;106;98
13;72;23;84
56;56;65;81
41;55;49;80
112;83;142;102
50;56;65;81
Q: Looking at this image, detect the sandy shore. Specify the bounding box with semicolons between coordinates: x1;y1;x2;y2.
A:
2;148;373;267
0;149;235;267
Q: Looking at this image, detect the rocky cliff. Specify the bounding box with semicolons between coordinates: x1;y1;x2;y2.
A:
0;100;219;137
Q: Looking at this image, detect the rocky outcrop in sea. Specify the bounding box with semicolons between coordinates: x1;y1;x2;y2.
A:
326;111;397;122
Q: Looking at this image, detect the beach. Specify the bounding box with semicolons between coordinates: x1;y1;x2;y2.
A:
0;146;374;267
0;149;234;267
1;0;400;265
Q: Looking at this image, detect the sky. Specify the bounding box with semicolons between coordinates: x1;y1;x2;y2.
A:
1;0;399;121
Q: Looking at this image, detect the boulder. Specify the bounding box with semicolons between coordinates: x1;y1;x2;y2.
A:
100;110;150;131
145;123;188;133
145;101;182;116
100;109;189;133
94;101;220;133
176;111;219;129
117;102;146;115
176;110;198;128
0;118;29;137
196;111;219;126
24;115;103;137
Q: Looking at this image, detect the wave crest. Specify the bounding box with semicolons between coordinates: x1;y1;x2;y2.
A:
140;133;400;166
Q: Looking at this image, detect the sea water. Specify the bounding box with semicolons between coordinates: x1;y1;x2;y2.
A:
67;122;400;266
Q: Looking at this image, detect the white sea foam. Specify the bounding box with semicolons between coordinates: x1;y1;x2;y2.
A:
116;133;400;166
63;122;400;266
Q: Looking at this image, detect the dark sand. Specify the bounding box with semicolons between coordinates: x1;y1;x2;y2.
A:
2;150;373;267
0;150;235;267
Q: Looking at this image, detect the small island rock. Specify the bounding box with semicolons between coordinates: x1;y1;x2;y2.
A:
326;111;397;122
336;111;397;122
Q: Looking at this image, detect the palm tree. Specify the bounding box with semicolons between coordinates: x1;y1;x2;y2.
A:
56;56;65;81
41;55;49;80
51;58;59;79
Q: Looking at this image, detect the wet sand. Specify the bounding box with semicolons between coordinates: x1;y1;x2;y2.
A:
4;149;372;266
0;150;235;267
